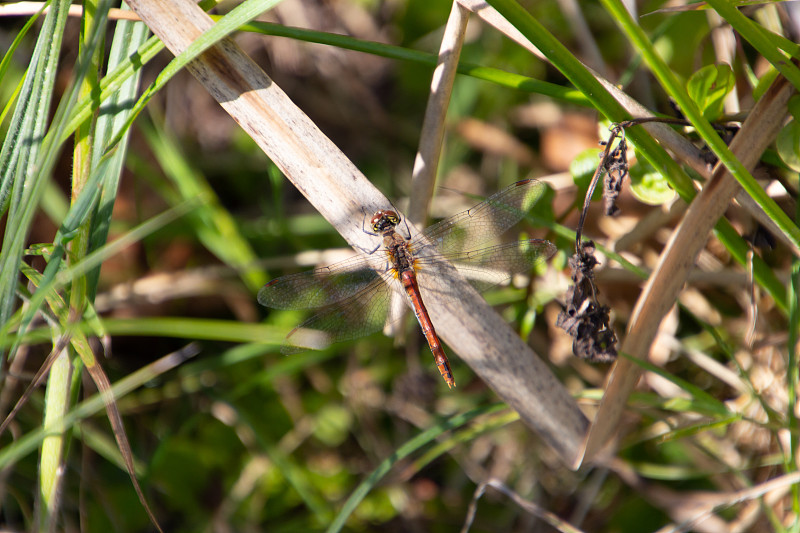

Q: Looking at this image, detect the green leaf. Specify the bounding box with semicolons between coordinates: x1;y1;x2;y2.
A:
686;63;735;121
776;96;800;172
629;157;676;205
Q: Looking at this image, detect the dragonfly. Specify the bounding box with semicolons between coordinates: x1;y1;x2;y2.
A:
257;179;557;388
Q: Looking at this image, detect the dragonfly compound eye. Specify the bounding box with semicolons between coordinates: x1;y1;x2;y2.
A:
370;212;382;230
371;210;400;232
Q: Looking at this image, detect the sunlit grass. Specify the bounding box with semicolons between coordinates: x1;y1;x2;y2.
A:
0;0;797;531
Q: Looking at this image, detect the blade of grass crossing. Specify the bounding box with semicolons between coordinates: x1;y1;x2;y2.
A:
60;34;164;148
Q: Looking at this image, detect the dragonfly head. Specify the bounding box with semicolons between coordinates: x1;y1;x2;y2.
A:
371;210;400;232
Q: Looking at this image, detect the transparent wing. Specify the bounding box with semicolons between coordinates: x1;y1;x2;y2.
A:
257;254;387;310
416;179;547;256
416;238;557;295
273;239;556;354
258;180;547;311
280;279;394;354
258;180;554;355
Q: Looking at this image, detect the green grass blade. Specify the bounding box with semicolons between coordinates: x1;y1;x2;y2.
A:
39;1;112;526
85;2;151;299
0;0;70;334
239;20;590;105
38;345;71;528
140;121;266;291
98;318;286;345
620;351;732;417
4;317;285;351
60;34;164;146
0;4;44;88
788;260;800;516
703;0;800;89
326;403;507;533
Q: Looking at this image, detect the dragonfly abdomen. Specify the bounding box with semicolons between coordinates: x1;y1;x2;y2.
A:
399;269;456;388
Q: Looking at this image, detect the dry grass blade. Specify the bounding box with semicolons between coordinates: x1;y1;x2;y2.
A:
581;69;797;465
0;1;140;20
0;330;73;438
457;0;546;60
612;460;800;533
125;0;588;464
461;478;586;533
407;1;469;227
388;1;469;343
557;0;607;77
82;344;172;533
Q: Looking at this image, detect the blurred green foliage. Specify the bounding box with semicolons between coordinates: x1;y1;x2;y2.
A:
1;0;798;531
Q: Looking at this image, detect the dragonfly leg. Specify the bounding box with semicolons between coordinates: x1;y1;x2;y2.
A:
399;215;412;240
361;208;380;237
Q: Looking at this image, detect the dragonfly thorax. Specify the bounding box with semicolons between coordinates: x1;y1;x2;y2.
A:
370;210;400;233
